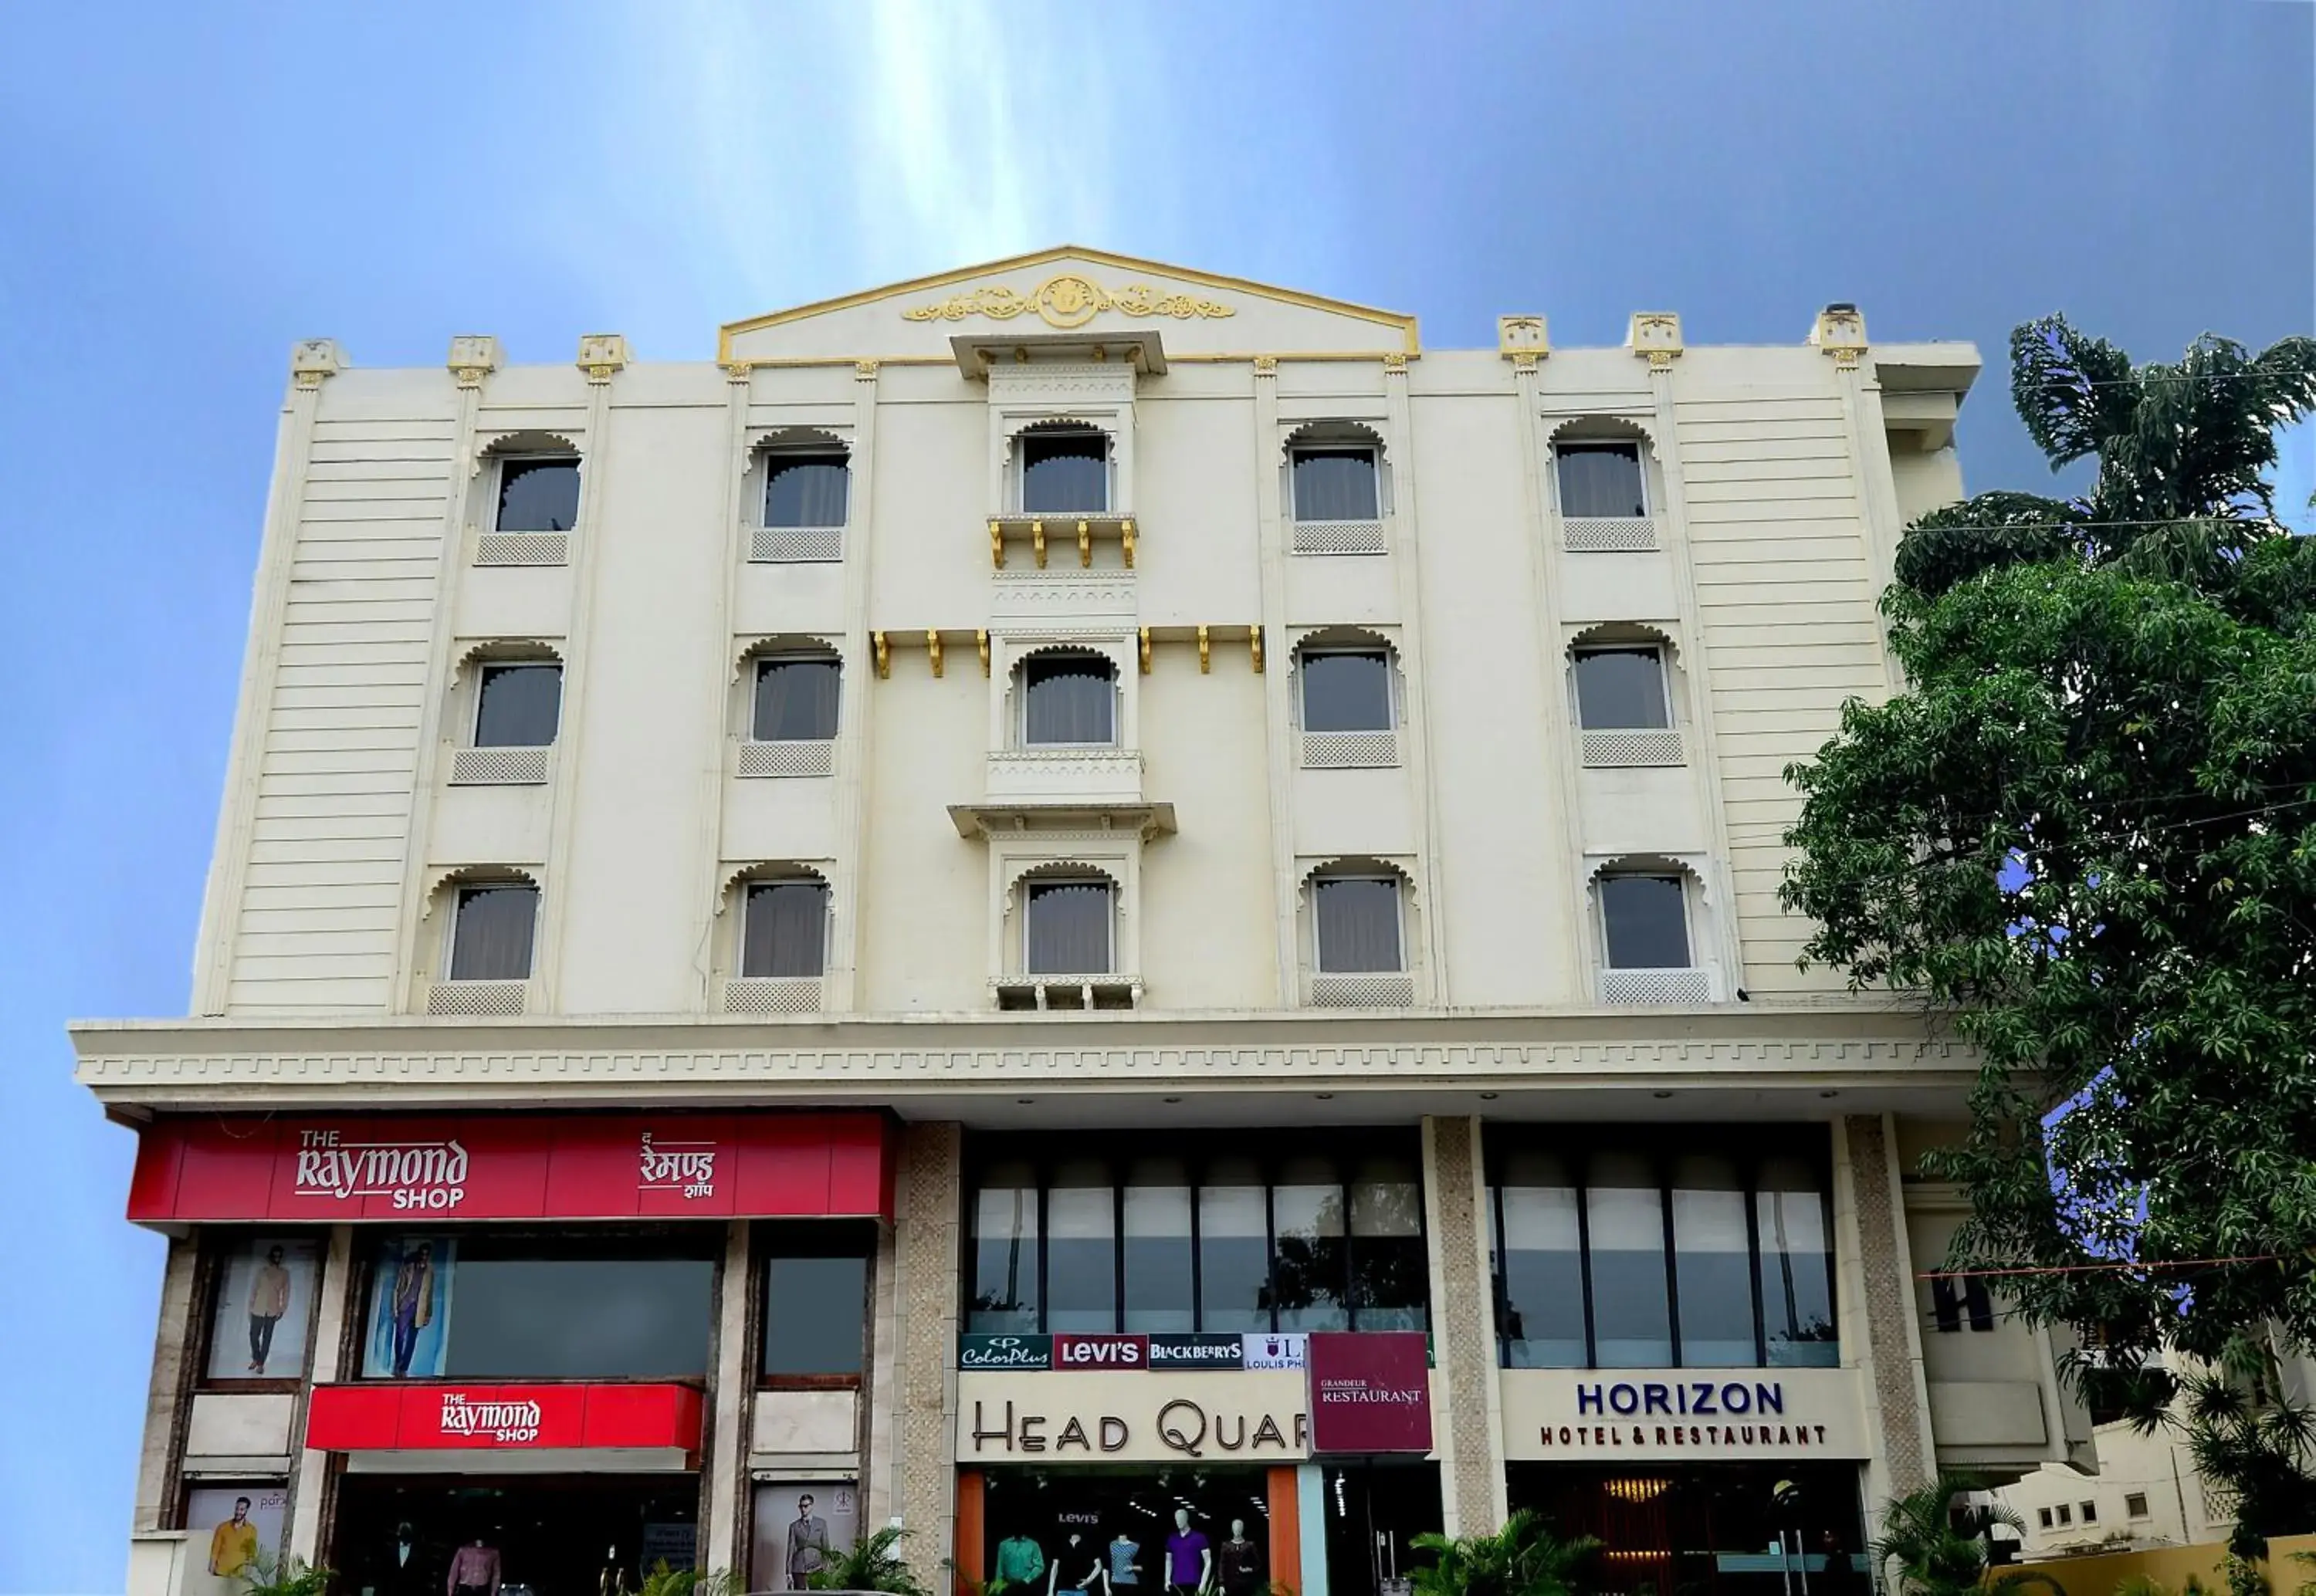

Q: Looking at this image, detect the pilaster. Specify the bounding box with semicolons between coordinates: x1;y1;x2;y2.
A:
133;1235;200;1533
287;1225;355;1564
1815;308;1908;695
702;1219;755;1574
1382;357;1451;991
892;1123;962;1571
1840;1114;1935;1523
830;360;883;1009
1424;1116;1508;1534
1249;357;1299;1003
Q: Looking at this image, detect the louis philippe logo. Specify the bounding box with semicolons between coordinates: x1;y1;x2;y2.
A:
438;1392;541;1443
293;1130;468;1210
638;1131;717;1200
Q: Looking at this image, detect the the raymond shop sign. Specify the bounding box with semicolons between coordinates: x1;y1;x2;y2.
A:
957;1370;1311;1464
1498;1365;1871;1461
127;1112;893;1224
305;1381;704;1453
1307;1331;1433;1454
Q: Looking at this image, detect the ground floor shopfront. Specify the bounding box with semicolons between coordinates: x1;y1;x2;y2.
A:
107;1097;2084;1596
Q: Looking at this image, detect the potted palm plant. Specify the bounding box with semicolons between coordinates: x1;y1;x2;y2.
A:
1409;1509;1600;1596
1871;1478;2058;1596
808;1525;932;1596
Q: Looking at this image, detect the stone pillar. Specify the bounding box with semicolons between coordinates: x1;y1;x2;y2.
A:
863;1216;902;1529
1841;1115;1934;1523
288;1226;356;1564
891;1124;963;1574
133;1235;201;1536
701;1220;756;1575
1424;1116;1508;1534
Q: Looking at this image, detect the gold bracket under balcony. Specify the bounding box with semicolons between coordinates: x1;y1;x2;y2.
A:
987;514;1138;570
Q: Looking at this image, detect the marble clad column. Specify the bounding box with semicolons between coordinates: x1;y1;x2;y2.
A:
892;1124;963;1571
1424;1116;1508;1533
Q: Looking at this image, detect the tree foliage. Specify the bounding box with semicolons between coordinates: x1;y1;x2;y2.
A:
1868;1476;2054;1596
1408;1509;1599;1596
1780;317;2316;1390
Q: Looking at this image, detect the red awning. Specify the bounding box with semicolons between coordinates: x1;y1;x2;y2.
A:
127;1111;893;1224
306;1381;703;1452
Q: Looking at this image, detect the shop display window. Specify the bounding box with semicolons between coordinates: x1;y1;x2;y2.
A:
978;1467;1278;1596
358;1229;717;1380
200;1233;322;1385
1505;1460;1865;1596
1488;1129;1838;1370
334;1474;696;1596
964;1133;1429;1336
185;1483;290;1596
760;1222;873;1381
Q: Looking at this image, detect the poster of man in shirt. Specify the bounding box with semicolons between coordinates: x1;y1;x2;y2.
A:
749;1484;856;1591
185;1486;289;1596
361;1236;455;1379
205;1237;319;1381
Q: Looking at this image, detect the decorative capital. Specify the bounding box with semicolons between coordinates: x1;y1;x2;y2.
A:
1498;315;1549;359
1810;304;1867;370
721;360;753;384
576;333;629;384
855;359;881;380
290;338;342;391
1627;313;1683;367
1511;351;1540;374
1382;352;1410;375
447;334;500;390
1251;355;1278;376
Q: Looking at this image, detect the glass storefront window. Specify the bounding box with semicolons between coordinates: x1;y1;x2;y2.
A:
1047;1161;1118;1333
1673;1155;1756;1367
1271;1156;1349;1333
762;1228;871;1379
1494;1152;1587;1368
1490;1131;1839;1370
1586;1152;1674;1367
1122;1160;1194;1334
1757;1158;1838;1366
970;1165;1040;1334
1199;1159;1272;1334
1349;1156;1427;1332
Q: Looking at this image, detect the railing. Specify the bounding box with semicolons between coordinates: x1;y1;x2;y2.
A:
737;739;835;778
1563;516;1657;553
749;525;845;563
1599;966;1718;1006
1580;728;1685;768
449;746;552;785
1302;730;1400;769
1307;972;1416;1008
1291;518;1387;555
722;976;824;1014
425;979;529;1016
985;747;1143;803
475;530;569;566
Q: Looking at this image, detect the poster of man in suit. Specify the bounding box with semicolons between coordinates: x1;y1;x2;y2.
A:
749;1484;856;1591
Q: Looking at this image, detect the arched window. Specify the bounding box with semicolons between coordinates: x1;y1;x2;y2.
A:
1572;643;1670;731
1286;421;1387;554
495;455;581;532
1024;874;1115;975
445;880;539;982
740;876;829;979
752;652;841;742
1299;643;1393;733
1019;424;1109;514
1020;650;1117;746
1554;439;1647;519
764;450;850;529
1597;872;1691;969
1311;869;1405;975
472;661;563;748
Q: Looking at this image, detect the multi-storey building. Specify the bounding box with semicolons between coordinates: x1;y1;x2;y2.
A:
81;249;2094;1596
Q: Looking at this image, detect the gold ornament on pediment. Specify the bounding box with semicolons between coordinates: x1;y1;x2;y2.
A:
902;273;1234;330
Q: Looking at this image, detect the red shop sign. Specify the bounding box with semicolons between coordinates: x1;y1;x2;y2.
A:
1306;1331;1433;1454
306;1381;703;1452
127;1112;893;1225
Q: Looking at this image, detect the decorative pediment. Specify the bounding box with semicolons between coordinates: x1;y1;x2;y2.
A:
720;246;1417;370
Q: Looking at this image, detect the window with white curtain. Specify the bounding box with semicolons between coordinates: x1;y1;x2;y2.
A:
1553;442;1647;519
447;884;538;981
1299;649;1393;732
1024;877;1114;974
1291;447;1380;520
1019;427;1109;513
753;655;841;741
1313;874;1404;973
1021;651;1116;746
763;453;849;528
740;880;827;978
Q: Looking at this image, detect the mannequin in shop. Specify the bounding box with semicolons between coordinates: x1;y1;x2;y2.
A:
1163;1510;1210;1596
598;1547;632;1596
994;1530;1047;1591
1217;1522;1261;1596
446;1538;502;1596
1106;1532;1142;1591
1047;1533;1106;1596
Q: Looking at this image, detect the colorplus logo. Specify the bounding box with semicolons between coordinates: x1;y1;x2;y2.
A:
292;1130;468;1210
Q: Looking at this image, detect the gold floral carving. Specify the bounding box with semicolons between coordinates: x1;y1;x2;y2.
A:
902;273;1234;330
1382;352;1409;374
1251;355;1279;376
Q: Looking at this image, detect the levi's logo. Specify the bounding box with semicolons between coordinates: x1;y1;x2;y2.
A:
1055;1334;1148;1368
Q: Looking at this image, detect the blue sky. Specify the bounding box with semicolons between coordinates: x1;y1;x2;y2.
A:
0;3;2308;1590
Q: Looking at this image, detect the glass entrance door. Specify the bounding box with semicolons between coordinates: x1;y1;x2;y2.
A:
1319;1464;1442;1596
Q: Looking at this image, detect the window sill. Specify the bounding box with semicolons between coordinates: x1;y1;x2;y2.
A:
449;745;554;785
723;976;825;1014
991;975;1143;1011
757;1374;865;1391
987;512;1137;570
476;530;570;566
423;979;531;1016
749;525;845;563
1302;730;1400;769
1290;518;1387;555
1562;516;1657;553
1307;972;1417;1008
1580;728;1685;768
738;739;836;778
1598;965;1720;1006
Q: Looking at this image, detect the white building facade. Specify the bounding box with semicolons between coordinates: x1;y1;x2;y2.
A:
81;249;2091;1596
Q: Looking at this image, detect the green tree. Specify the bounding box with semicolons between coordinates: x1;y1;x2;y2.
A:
1779;317;2316;1545
1408;1509;1598;1596
1869;1477;2054;1596
808;1526;930;1596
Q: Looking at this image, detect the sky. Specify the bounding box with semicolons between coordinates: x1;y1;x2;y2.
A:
0;3;2308;1591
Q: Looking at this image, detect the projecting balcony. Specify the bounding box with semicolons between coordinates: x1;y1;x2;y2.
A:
987;512;1138;570
990;973;1144;1011
984;747;1144;806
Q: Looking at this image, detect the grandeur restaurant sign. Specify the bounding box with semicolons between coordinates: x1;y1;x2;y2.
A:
127;1113;894;1224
